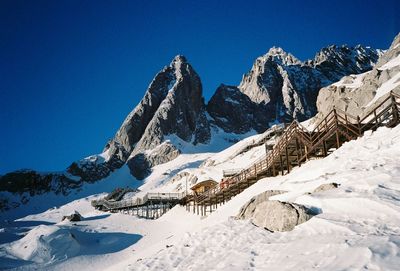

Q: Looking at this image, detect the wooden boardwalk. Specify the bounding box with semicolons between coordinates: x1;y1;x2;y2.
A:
185;92;400;216
91;192;185;219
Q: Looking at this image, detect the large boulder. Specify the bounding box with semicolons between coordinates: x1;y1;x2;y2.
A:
237;191;316;232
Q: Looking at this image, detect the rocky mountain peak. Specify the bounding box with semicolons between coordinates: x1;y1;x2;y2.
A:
74;55;210;180
210;43;383;135
171;54;187;64
264;46;301;65
311;44;382;82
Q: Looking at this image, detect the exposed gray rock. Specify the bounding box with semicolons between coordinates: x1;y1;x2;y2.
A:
128;142;181;179
312;183;340;193
237;190;286;219
127;56;210;179
62;211;83;222
251;200;315;232
207;84;270;133
237;191;316;232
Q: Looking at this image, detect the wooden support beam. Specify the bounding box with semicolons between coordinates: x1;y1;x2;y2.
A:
279;155;284;175
391;93;399;125
322;140;327;156
295;138;301;166
285;146;290;173
336;130;340;149
272;161;276;176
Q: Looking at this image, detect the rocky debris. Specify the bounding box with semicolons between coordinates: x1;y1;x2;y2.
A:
208;44;382;133
62;211;83;222
312;183;340;193
313;32;400;124
237;190;317;232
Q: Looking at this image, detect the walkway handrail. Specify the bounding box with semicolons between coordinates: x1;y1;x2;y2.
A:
194;91;399;204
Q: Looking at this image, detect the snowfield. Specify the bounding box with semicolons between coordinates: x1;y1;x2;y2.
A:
1;125;400;270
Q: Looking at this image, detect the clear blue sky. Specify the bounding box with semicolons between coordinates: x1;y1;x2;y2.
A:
0;0;399;174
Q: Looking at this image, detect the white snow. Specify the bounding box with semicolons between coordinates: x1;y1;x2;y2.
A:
363;55;400;107
365;75;400;108
332;72;368;89
1;124;400;270
379;54;400;70
224;98;240;105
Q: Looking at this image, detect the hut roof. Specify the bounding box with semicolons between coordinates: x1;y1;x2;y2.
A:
190;179;218;190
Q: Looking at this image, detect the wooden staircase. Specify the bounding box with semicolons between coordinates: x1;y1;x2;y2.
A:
186;92;400;216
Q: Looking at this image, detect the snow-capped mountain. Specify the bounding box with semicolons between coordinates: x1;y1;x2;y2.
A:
1;33;400;271
103;55;210;179
0;41;384;211
208;45;383;133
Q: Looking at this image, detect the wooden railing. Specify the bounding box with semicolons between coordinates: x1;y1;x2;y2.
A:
193;91;400;204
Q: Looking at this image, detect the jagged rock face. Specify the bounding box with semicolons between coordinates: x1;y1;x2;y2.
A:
314;32;400;123
72;55;210;180
105;58;180;162
312;45;382;82
124;56;210;179
129;56;210;154
208;45;382;134
207;84;270;133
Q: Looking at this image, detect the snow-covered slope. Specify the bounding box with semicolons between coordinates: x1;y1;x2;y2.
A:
1;123;399;270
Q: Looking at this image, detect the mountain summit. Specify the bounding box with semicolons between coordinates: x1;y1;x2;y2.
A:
207;44;383;133
102;55;210;179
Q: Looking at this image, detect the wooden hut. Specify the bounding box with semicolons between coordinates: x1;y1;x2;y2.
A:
190;179;218;194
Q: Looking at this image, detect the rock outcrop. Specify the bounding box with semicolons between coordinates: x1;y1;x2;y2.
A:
237;191;316;232
62;211;83;222
313;32;400;124
207;84;270;133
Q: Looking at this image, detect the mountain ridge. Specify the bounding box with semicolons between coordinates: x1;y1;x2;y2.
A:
0;40;387;211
